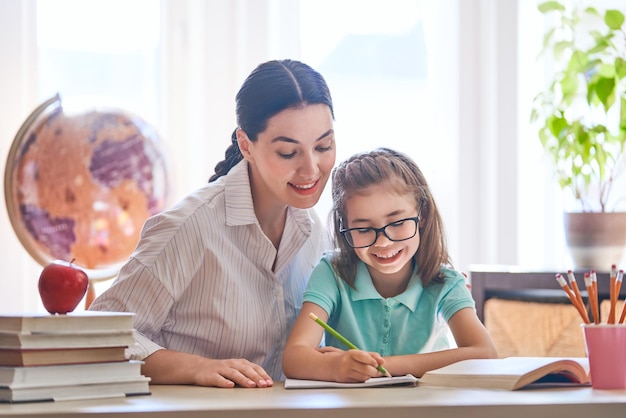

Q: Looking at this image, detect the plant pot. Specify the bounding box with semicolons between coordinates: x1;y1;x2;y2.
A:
563;212;626;271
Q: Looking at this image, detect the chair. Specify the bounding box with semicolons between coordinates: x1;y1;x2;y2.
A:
484;294;587;358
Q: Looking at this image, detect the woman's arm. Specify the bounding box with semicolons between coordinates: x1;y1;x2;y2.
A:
382;307;498;377
283;302;385;382
142;349;273;388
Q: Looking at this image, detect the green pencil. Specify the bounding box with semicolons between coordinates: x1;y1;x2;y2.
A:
308;312;391;377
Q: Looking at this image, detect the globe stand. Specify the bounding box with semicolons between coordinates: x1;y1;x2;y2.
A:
4;94;170;310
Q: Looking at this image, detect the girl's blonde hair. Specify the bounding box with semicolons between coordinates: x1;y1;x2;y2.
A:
330;148;451;287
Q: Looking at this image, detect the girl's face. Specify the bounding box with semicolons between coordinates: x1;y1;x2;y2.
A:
240;103;336;210
344;184;420;284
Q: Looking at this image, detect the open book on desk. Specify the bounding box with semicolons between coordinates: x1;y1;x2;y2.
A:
284;374;418;389
419;357;590;390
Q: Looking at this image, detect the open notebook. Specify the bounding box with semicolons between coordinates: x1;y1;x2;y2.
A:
284;374;418;389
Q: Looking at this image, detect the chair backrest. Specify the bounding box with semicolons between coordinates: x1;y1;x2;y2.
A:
484;298;587;358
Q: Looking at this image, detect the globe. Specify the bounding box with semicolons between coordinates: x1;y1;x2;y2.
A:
4;94;170;281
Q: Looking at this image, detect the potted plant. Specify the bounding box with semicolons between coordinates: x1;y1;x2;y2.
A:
531;1;626;269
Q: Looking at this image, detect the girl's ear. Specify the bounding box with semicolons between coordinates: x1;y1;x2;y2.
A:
236;129;254;162
417;198;427;228
418;208;427;229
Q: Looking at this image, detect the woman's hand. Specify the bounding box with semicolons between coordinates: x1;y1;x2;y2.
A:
142;350;273;388
192;358;274;388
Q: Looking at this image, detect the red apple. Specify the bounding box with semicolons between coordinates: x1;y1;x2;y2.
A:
38;260;89;314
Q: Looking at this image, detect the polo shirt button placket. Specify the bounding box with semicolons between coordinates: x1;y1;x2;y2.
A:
382;300;392;351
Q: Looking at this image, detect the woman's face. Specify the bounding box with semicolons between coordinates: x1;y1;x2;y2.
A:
241;103;336;210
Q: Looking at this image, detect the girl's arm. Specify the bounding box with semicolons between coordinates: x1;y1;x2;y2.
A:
283;302;385;382
381;307;498;378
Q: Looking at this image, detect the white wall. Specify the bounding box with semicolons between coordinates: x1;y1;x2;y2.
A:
0;0;44;312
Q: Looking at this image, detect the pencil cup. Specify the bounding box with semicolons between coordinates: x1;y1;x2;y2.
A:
582;324;626;389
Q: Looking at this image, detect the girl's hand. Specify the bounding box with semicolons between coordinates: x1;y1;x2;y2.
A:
330;349;386;383
315;346;343;354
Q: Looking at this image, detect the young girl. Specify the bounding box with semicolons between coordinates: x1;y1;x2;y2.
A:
283;148;497;382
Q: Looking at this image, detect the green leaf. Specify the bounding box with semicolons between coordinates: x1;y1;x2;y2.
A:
541;27;557;51
605;10;625;30
568;50;588;72
616;58;626;79
560;71;578;98
553;41;571;59
538;1;565;14
549;115;569;139
598;63;616;78
594;77;616;111
587;36;609;54
584;7;600;18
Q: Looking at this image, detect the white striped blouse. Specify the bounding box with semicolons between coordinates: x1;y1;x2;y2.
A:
89;160;328;380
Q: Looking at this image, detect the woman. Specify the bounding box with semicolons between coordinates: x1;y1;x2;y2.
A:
89;59;336;388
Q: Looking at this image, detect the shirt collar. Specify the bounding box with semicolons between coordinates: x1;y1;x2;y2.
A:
223;160;258;226
351;261;422;311
223;159;313;233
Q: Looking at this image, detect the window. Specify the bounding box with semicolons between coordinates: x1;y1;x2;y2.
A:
299;0;463;262
36;0;160;121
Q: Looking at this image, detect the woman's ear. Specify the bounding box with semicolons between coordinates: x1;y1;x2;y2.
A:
236;129;254;162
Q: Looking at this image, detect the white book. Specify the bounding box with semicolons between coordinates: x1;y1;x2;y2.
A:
0;377;151;403
0;360;143;386
0;329;135;349
0;312;134;333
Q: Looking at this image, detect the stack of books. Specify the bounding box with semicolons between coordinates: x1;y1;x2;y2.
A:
0;311;150;403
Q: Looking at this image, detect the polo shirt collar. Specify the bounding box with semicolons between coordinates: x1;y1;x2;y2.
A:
352;261;423;312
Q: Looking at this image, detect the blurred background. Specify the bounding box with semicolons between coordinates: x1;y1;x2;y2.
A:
1;0;624;313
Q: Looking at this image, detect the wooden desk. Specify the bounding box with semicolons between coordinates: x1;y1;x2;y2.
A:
469;265;626;322
1;383;626;418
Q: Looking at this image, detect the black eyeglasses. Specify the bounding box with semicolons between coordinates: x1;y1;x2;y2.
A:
340;216;420;249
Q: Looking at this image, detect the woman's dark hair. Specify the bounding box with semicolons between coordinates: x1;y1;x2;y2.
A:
330;148;452;288
209;59;334;182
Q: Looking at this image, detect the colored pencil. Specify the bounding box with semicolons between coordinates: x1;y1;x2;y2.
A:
566;271;590;324
308;312;391;377
617;270;626;324
590;271;600;324
584;272;599;324
609;264;618;324
556;274;590;324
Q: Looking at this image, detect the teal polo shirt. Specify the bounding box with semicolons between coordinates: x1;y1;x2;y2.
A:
302;255;475;356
